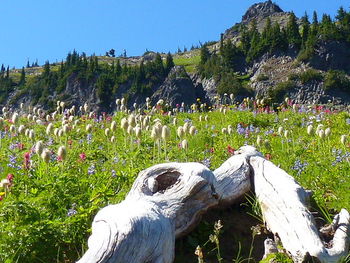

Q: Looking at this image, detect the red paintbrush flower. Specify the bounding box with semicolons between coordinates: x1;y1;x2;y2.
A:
227;145;235;155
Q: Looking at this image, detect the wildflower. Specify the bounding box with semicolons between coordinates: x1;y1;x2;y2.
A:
161;125;170;141
341;135;347;145
318;129;325;139
67;208;77;217
256;135;263;146
291;160;308;176
221;128;227;134
88;164;96;175
189;126;196;136
86;124;92;132
104;128;110;137
110;136;116;143
201;158;211;168
181;139;188;149
46;123;53;135
79;152;86;161
41;149;51;163
24;152;30;169
11;112;18;124
35;141;44;155
7;174;14;183
135;127;142;138
278;126;283;136
325;127;331;137
57;146;67;161
307;125;313;135
177;126;184;139
128;114;136;127
284;130;289;138
120;117;128;130
227;145;235;155
9;125;16;133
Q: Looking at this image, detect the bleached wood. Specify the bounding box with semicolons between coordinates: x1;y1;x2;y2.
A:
78;157;251;263
77;145;350;263
249;155;350;263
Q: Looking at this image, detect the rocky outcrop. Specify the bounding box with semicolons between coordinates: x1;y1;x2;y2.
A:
242;0;283;23
310;40;350;73
151;66;208;106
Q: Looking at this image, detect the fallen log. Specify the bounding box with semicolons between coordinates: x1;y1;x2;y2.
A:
250;155;350;263
78;158;251;263
77;146;350;263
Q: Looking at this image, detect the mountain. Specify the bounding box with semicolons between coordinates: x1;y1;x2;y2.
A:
1;1;350;113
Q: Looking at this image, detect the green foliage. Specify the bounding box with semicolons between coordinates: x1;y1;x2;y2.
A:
299;69;324;84
268;81;296;102
217;73;247;96
324;70;350;91
256;74;269;81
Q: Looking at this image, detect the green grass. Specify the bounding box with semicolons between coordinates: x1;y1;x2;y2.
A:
0;104;349;262
173;54;201;73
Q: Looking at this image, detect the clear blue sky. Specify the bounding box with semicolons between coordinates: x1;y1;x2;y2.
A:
1;0;348;68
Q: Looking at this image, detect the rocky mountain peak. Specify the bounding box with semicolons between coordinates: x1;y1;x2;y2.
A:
242;1;284;23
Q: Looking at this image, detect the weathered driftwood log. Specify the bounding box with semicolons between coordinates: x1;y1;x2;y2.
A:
250;155;350;263
77;146;350;263
78;157;251;263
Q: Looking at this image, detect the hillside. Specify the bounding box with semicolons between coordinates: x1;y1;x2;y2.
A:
1;1;350;112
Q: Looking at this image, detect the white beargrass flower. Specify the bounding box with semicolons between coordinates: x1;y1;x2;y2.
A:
325;127;331;137
307;125;313;135
341;135;347;145
161;125;170;141
284;130;289;138
18;125;25;134
177;126;184;138
57;146;67;161
110;120;117;131
278;126;283;136
86;124;92;132
104;128;110;137
121;117;128;130
41;148;51;163
318;129;325;139
9;125;16;133
11;112;18;124
181;139;188;149
35;141;44;155
189;126;196;136
256;135;263;146
135;126;142;138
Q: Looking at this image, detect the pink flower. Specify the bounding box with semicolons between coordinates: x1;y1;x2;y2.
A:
24;152;31;169
7;173;14;183
79;152;86;161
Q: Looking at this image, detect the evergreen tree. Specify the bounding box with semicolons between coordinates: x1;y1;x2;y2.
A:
6;66;9;79
286;12;302;48
19;67;26;86
301;13;310;48
165;52;175;74
221;40;240;71
154;53;164;76
26;60;30;68
200;45;210;65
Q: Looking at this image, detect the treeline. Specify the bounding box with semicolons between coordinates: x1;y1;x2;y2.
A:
5;51;175;110
198;6;350;97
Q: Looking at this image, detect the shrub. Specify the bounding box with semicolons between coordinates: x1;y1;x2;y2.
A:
324;70;350;91
268;81;296;102
299;69;323;84
256;74;269;81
